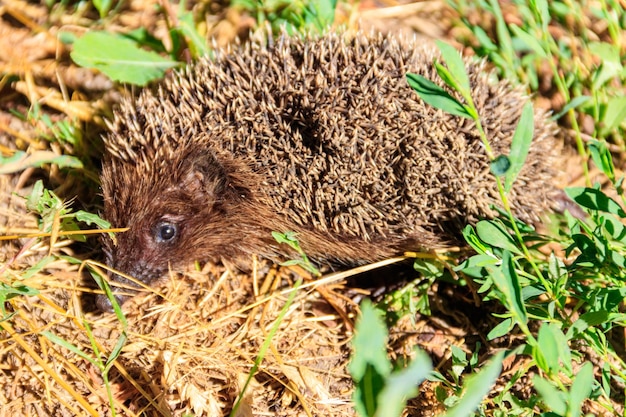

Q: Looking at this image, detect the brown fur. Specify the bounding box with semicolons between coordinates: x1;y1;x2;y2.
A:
98;31;562;310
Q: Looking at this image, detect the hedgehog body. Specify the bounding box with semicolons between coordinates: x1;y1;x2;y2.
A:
100;31;561;309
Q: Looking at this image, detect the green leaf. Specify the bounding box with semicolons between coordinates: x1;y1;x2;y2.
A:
303;0;337;32
123;28;168;54
487;251;528;326
443;351;504;417
487;318;514;340
25;180;45;212
71;31;179;86
532;0;551;30
0;150;83;174
602;95;626;133
509;24;547;57
349;300;391;380
0;282;40;318
178;6;211;58
551;95;591;121
21;255;56;280
535;322;571;376
489;0;516;71
588;140;616;182
565;187;626;217
279;259;301;267
450;345;468;379
490;206;536;233
272;231;319;275
533;375;567;415
406;73;473;119
376;349;432;417
0;282;39;297
521;285;546;301
589;42;623;89
451;344;467;364
570;234;598;262
57;30;76;45
600;362;611;400
490;155;511;177
575;311;611;334
90;270;128;326
104;331;128;373
435;40;471;95
587;287;626;313
569;362;594;417
413;258;443;278
501;251;527;322
456;253;498;272
472;26;497;51
232;276;303;417
504;101;534;192
462;225;489;254
349;300;391;417
75;210;111;229
272;231;301;250
92;0;113;18
476;220;521;254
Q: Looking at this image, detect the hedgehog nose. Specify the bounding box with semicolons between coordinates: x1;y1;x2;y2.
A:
95;292;127;312
95;294;114;312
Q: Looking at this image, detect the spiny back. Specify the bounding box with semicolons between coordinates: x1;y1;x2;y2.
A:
110;32;558;240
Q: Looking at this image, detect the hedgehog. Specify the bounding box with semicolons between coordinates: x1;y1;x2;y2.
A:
98;31;562;311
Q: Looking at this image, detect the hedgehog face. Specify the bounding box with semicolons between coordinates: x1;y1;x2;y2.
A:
97;147;234;310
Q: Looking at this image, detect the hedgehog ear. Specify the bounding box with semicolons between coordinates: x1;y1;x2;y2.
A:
180;151;228;199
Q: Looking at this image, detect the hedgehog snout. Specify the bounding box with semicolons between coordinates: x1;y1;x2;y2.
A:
95;269;139;312
97;229;181;311
95;290;128;312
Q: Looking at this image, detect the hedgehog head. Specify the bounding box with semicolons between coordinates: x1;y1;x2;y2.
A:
97;129;248;310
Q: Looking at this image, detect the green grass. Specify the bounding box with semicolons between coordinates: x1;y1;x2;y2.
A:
356;1;625;415
449;0;626;173
232;0;338;34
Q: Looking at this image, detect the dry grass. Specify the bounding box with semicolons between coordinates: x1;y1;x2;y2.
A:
0;226;455;416
0;256;358;415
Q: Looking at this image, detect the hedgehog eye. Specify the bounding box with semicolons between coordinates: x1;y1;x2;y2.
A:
154;222;178;243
